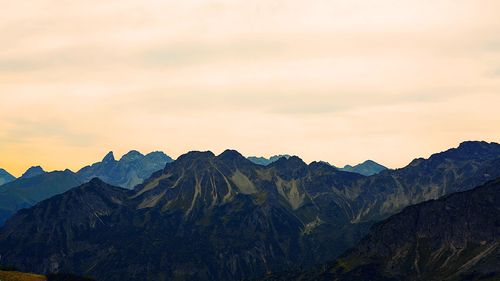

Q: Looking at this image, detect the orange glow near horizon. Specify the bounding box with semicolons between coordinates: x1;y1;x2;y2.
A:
1;0;500;177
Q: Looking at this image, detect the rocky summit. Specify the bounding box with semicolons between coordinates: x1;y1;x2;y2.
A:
77;150;173;189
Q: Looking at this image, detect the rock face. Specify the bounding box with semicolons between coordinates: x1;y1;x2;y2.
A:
0;170;83;225
0;141;499;281
77;150;173;189
0;169;15;186
271;178;500;281
340;160;387;176
19;166;46;179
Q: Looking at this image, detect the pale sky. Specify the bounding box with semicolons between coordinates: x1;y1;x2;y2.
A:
1;0;500;176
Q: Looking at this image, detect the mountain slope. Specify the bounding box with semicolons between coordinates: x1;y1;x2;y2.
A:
270;178;500;281
0;151;368;281
0;179;130;276
0;142;499;281
77;150;173;189
0;170;83;224
0;168;16;185
340;160;387;176
344;141;500;222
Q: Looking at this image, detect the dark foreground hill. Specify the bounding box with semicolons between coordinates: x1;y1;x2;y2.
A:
0;141;499;281
263;178;500;281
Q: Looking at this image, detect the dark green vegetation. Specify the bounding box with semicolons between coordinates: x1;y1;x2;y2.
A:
263;178;500;281
339;160;388;176
0;168;15;185
0;141;499;281
0;150;173;225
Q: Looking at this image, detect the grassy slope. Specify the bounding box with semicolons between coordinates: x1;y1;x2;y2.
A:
0;270;46;281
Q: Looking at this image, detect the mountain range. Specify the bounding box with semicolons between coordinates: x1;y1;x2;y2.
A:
0;170;83;225
0;151;173;225
76;150;173;189
264;178;500;281
247;155;291;165
0;141;498;280
247;156;388;176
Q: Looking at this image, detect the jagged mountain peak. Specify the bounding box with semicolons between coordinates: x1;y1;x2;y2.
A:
76;177;126;196
442;140;499;158
145;151;172;161
269;155;307;168
458;140;496;149
247;154;291;166
176;150;216;163
308;161;335;170
78;150;173;189
216;150;253;166
340;160;387;176
20;166;46;179
217;149;244;159
88;177;106;185
102;151;116;162
361;159;378;165
120;150;144;162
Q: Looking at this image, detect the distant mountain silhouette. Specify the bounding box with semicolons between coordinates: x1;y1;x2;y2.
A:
0;168;15;185
0;170;83;224
247;154;291;165
264;178;500;281
0;150;173;224
339;160;387;176
19;166;46;179
1;141;499;281
248;156;387;176
77;150;173;189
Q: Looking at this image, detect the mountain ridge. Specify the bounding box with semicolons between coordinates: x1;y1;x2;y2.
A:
0;141;499;280
76;150;173;189
264;177;500;281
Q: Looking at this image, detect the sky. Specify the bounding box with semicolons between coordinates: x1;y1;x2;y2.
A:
1;0;500;176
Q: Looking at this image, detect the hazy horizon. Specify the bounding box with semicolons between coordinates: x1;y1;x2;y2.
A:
1;0;500;176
